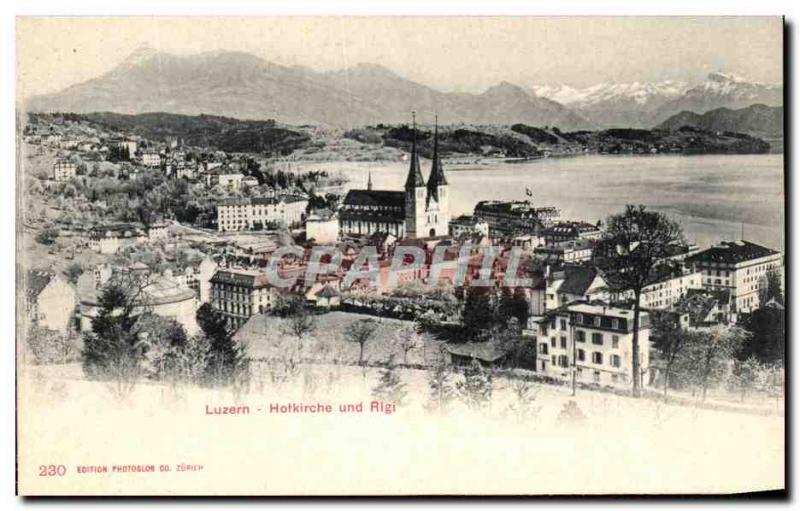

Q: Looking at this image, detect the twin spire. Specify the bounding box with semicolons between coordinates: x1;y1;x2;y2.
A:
404;111;447;194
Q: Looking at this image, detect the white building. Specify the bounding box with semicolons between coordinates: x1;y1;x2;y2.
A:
139;150;162;168
52;160;76;181
25;270;77;333
217;196;308;232
638;270;703;310
535;238;594;263
686;240;783;313
533;301;651;389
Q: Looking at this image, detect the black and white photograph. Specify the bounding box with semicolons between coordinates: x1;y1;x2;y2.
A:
12;14;786;496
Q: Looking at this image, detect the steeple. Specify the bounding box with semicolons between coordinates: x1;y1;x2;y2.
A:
367;170;373;190
404;111;425;190
427;113;447;202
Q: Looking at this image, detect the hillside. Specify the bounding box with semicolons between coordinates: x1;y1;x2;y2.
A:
26;49;592;130
51;112;311;156
656;104;783;139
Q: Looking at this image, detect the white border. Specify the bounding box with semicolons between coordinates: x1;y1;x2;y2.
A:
2;1;796;509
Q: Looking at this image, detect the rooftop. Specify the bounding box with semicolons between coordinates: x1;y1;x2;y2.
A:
686;240;780;265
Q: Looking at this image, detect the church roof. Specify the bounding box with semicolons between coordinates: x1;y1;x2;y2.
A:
404;127;425;189
427;122;447;196
342;189;405;209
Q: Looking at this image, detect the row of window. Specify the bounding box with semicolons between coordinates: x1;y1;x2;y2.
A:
548;352;622;368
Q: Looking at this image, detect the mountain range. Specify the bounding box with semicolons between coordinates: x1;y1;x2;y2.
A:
26;49;783;132
533;72;782;128
25;49;590;130
656;104;783;139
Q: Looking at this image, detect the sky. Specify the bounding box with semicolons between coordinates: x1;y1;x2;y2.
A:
17;16;783;97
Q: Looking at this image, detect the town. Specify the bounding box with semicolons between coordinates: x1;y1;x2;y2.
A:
21;110;785;412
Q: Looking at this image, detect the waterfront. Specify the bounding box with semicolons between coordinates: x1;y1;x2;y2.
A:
297;154;784;251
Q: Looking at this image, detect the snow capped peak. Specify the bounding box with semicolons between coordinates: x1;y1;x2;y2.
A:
533;80;688;107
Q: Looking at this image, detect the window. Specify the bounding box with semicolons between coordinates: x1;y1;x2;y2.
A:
612;335;619;349
611;318;619;329
560;337;567;349
559;355;569;368
593;370;601;383
560;319;567;331
550;337;556;348
577;349;585;362
593;316;601;327
575;313;583;324
539;343;549;355
592;352;603;365
551;355;556;366
611;355;621;368
576;330;586;343
592;333;603;345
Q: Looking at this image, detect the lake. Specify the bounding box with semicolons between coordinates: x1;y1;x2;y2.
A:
294;154;785;251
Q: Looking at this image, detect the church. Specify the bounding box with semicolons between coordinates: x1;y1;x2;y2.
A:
339;116;450;239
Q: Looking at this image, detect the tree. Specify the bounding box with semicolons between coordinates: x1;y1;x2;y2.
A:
651;312;694;396
395;323;422;365
728;356;762;402
758;269;783;307
35;226;59;245
196;303;249;386
81;280;150;400
506;379;539;422
371;355;407;405
137;314;189;382
498;288;529;327
681;326;749;401
346;318;378;366
426;358;456;413
739;307;785;364
601;205;685;397
456;360;493;411
462;287;495;341
64;262;84;284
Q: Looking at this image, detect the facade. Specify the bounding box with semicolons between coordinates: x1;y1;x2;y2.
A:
685;240;782;313
25;270;77;333
88;223;147;254
205;171;245;189
473;200;560;238
52;159;77;181
545;265;611;311
534;238;594;263
638;270;703;310
217;195;308;232
543;221;603;244
306;209;339;244
339;118;450;239
209;269;279;329
449;215;490;239
534;302;651;389
139;150;162;168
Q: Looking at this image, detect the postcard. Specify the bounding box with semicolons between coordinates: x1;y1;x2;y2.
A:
16;16;785;496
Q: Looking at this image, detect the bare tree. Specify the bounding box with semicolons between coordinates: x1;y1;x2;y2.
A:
395;322;422;365
346;318;378;366
600;204;685;397
652;312;694;397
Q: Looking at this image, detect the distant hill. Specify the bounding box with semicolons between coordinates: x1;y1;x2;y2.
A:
26;49;592;130
656;104;783;138
60;112;311;156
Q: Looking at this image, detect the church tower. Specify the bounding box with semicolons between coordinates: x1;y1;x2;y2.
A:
425;115;449;237
404;112;427;239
